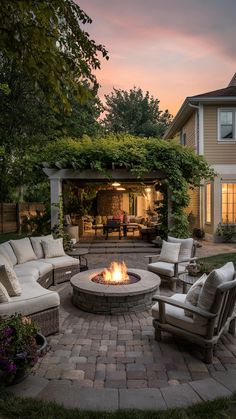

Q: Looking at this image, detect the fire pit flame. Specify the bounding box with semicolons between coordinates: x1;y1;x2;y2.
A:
103;261;129;284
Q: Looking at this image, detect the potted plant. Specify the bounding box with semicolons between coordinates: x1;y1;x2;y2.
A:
0;314;47;386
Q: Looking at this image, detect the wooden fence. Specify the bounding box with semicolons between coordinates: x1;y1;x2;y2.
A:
0;203;45;234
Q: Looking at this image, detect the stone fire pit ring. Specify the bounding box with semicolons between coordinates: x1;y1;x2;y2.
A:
70;268;160;314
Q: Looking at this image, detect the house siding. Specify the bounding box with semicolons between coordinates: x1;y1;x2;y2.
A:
187;187;200;229
204;105;236;164
182;113;196;148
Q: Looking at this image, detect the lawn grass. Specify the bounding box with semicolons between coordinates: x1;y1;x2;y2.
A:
0;389;235;419
198;253;236;274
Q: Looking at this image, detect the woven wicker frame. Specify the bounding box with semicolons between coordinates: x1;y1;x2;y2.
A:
37;271;53;288
54;264;80;285
30;306;59;336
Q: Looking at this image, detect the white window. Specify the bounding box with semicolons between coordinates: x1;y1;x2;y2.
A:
218;109;236;141
206;183;212;223
221;183;236;224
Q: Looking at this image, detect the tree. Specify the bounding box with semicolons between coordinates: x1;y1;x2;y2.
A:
102;87;172;138
0;57;104;201
0;0;108;111
57;83;104;138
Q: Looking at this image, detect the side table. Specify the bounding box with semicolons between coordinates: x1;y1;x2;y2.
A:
67;248;89;272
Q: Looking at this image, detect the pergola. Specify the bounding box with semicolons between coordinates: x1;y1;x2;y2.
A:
43;167;170;228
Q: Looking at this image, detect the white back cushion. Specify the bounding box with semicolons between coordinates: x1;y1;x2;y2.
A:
159;240;181;263
168;236;193;262
10;238;37;264
197;262;235;312
0;242;18;266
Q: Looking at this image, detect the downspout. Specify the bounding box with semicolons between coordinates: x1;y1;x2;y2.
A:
189;102;204;229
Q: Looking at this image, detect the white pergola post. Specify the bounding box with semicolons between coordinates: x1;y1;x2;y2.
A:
50;178;62;228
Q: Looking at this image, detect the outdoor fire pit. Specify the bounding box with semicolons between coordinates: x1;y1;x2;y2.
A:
70;262;160;314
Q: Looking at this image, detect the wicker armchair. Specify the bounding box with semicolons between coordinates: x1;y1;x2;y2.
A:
152;278;236;363
146;237;198;292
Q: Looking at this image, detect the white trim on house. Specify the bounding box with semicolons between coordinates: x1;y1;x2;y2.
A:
198;104;204;155
212;164;236;174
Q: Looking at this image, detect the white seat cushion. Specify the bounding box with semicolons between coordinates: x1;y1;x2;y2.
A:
148;261;186;277
0;242;17;266
152;293;207;336
40;255;79;269
14;264;40;280
0;281;60;317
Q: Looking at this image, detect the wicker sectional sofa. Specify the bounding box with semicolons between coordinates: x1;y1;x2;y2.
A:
0;236;80;336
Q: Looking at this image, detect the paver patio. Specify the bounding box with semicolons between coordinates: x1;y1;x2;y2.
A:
10;239;236;410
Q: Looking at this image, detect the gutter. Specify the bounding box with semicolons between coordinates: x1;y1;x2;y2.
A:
164;96;236;140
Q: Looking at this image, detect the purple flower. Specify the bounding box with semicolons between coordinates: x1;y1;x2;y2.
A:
7;362;17;373
3;327;13;338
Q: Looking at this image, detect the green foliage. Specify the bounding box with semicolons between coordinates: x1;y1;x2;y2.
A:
43;134;215;236
0;1;108;111
21;207;51;236
215;223;236;242
102;87;172;138
0;314;38;385
64;183;97;217
0;58;104;202
52;195;72;251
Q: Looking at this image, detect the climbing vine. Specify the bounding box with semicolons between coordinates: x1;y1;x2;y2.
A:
42;134;215;237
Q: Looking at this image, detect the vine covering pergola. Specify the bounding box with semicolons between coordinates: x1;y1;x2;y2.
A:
42;134;214;237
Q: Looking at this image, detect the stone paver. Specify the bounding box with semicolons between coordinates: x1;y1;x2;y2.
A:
161;382;202;408
10;240;236;410
211;370;236;392
37;380;118;410
119;388;167;410
10;376;49;398
189;378;232;400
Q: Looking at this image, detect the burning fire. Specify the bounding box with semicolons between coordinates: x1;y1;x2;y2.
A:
102;261;129;284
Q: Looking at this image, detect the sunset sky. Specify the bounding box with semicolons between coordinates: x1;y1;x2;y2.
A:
79;0;236;116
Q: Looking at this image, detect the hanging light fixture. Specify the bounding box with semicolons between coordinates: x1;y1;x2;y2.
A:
117;187;126;191
112;182;120;187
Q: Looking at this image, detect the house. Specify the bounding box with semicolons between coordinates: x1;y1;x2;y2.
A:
164;73;236;240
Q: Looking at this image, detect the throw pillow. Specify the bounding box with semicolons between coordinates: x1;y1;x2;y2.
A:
10;238;37;264
30;235;53;259
159;240;181;263
0;264;21;296
0;282;10;303
41;238;65;258
168;236;193;263
0;242;17;267
197;262;235;312
0;254;11;267
184;274;207;317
